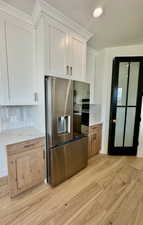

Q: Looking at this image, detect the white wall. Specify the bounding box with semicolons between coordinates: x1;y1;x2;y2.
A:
86;47;102;124
98;44;143;156
95;49;106;105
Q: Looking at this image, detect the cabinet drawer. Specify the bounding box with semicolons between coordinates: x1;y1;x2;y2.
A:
7;138;45;156
89;124;102;135
88;124;102;158
7;138;45;198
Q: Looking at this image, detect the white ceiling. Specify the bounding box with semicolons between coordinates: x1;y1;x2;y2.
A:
3;0;143;49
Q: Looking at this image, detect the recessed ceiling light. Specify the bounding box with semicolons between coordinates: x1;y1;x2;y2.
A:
93;7;103;18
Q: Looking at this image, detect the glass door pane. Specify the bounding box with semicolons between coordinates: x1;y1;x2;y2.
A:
114;107;126;147
124;108;136;146
109;57;143;156
128;62;139;106
114;61;140;148
117;62;129;106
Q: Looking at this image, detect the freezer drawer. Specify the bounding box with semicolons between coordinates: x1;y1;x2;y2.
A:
48;137;88;186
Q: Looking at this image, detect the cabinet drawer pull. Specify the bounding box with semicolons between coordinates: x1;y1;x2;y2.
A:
24;144;35;149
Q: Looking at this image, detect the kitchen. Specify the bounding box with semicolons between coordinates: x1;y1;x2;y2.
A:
0;0;102;195
1;0;143;224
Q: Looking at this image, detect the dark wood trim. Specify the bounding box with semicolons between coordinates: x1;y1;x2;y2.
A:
108;57;143;156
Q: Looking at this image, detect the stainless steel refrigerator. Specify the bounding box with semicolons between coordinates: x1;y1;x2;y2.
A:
45;76;90;186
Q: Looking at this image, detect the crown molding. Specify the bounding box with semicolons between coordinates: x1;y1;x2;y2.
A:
33;0;93;41
0;0;33;25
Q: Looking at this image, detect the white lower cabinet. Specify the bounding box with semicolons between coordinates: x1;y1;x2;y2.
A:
0;19;35;106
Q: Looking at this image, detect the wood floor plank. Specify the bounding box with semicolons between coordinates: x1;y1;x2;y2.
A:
1;155;143;225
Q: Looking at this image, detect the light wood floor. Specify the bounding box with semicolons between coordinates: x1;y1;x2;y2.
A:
1;154;143;225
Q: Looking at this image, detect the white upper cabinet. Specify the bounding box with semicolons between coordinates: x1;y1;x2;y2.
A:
0;0;92;107
5;21;35;105
34;0;92;81
0;13;35;106
38;15;88;81
70;34;86;81
50;25;69;77
0;21;9;105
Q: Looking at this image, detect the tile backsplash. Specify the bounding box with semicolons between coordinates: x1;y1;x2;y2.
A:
0;106;35;132
89;104;101;125
0;104;102;132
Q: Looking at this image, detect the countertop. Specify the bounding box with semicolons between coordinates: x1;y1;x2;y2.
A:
0;127;45;146
89;121;103;126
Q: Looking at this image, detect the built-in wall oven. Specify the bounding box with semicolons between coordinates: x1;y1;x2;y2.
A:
81;98;90;126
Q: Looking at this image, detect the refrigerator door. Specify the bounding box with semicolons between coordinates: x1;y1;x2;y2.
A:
49;136;88;186
45;76;73;147
73;81;90;135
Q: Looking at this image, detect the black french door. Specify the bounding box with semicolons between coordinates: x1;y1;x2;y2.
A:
108;57;143;155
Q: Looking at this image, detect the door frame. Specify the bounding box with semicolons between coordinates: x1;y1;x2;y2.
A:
108;57;143;156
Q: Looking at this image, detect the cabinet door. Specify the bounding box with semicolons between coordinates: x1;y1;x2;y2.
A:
5;22;35;105
88;125;102;158
0;21;9;105
29;148;45;186
50;25;69;77
16;154;32;192
70;35;86;81
88;131;98;157
96;126;102;151
8;148;44;197
16;149;44;192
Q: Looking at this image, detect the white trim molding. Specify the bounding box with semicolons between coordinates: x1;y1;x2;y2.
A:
0;0;32;25
87;46;97;56
33;0;93;41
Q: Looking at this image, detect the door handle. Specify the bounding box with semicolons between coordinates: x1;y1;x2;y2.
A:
66;65;69;75
43;149;45;160
70;66;72;76
113;120;116;123
34;92;38;103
